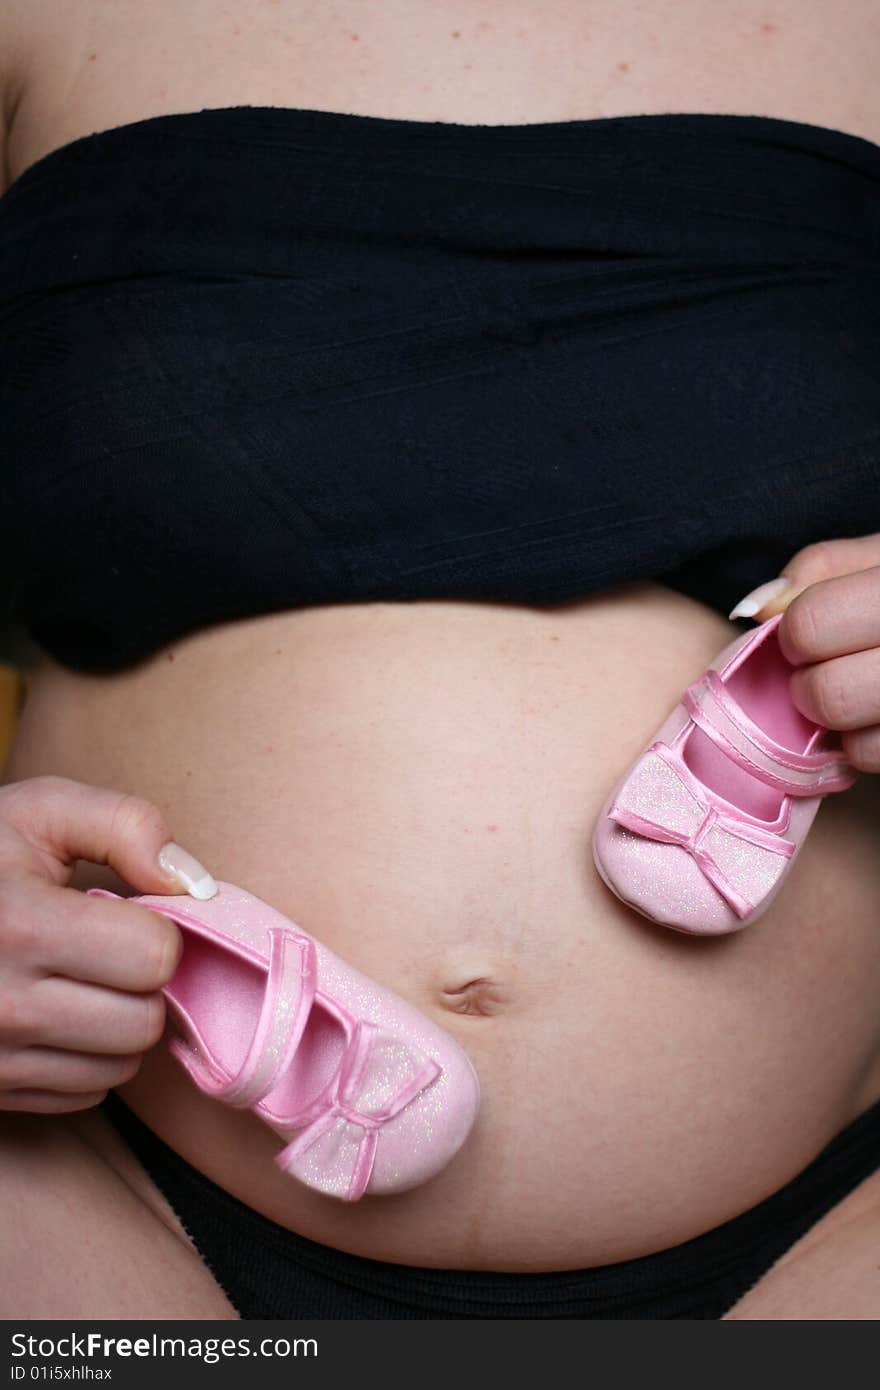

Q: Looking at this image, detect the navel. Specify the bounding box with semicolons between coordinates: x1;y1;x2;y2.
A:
438;975;510;1018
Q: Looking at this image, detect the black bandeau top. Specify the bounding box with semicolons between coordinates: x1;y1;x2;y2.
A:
1;105;879;672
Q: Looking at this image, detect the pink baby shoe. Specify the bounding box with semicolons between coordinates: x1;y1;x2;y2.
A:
592;614;858;934
87;881;480;1200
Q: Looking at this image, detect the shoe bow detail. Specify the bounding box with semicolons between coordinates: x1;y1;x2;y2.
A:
166;929;444;1201
607;741;795;920
87;881;480;1199
274;1018;443;1201
593;615;861;934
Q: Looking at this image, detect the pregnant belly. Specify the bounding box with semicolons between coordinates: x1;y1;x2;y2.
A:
6;584;880;1270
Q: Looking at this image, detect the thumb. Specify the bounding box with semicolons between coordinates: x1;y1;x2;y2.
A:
0;775;217;899
728;534;880;621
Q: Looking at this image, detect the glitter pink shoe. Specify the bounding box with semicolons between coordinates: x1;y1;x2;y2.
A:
87;880;480;1200
591;614;858;935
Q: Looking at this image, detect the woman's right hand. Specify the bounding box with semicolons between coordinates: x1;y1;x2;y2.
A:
0;775;216;1113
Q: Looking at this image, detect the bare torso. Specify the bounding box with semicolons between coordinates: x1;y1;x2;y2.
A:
2;0;880;1277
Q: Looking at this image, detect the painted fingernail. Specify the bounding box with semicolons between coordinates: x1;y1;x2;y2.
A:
728;577;790;621
157;841;218;900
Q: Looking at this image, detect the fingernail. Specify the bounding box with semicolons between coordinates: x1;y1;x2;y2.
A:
157;841;218;900
728;576;790;621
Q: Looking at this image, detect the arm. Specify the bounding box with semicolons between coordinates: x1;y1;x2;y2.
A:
0;0;35;195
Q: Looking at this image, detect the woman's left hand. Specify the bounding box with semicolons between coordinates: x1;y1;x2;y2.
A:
728;534;880;774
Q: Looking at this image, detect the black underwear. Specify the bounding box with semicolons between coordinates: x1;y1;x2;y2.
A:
100;1090;880;1319
2;106;879;672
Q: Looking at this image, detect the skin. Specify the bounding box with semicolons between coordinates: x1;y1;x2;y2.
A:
716;538;880;1319
1;0;879;1321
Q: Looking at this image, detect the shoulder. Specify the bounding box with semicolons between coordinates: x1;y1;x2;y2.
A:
0;2;30;192
0;0;62;192
0;2;36;95
1;2;104;193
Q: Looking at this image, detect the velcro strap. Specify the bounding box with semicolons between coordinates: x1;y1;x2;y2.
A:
681;672;857;796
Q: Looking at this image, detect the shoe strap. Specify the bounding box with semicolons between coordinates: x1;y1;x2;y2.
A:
681;671;857;797
274;1019;442;1201
174;926;318;1108
88;888;318;1108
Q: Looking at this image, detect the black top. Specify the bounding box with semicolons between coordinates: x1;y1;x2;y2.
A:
1;105;879;672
